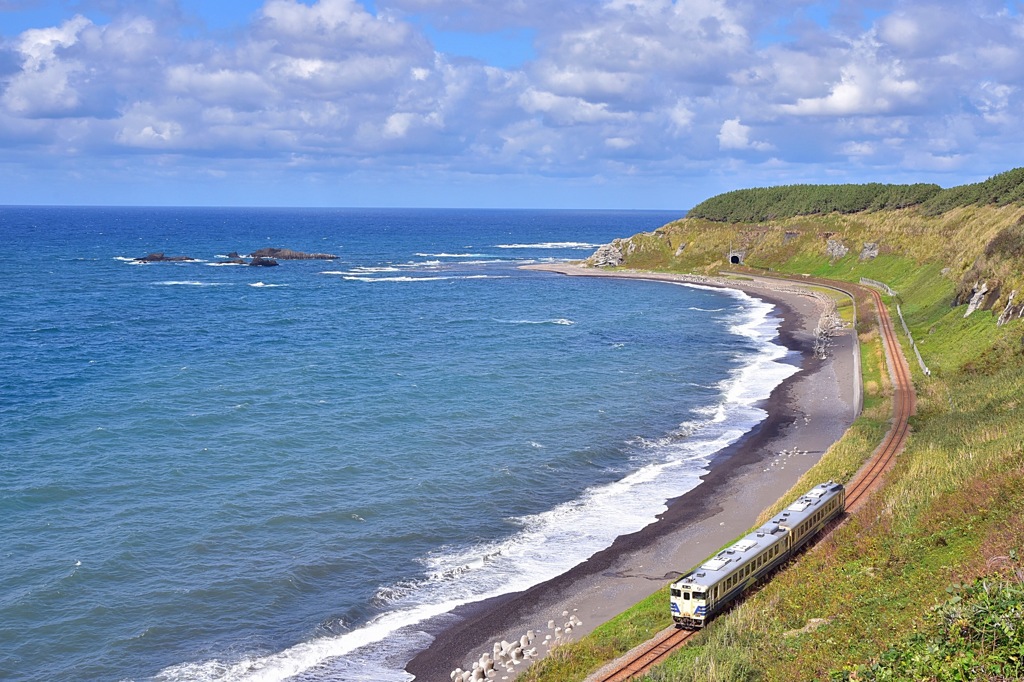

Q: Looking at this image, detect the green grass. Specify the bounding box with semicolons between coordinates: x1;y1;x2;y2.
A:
628;266;1024;681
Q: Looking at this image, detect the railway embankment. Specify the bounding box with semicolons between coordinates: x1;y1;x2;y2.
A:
521;170;1024;682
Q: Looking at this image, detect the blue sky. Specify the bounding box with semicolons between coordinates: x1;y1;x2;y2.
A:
1;0;1023;208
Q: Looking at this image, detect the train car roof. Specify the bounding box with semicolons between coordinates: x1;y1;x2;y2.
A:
673;481;843;591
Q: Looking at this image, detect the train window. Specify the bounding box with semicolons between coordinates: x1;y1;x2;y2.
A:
671;588;681;597
693;591;706;599
684;592;691;600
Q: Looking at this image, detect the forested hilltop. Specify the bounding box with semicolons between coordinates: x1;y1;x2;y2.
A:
523;169;1024;682
687;167;1024;222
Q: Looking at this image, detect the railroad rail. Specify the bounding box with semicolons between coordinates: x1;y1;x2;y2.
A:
584;275;916;682
587;628;696;682
843;286;915;511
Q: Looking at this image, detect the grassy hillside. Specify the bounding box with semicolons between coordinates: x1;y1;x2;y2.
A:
524;171;1024;681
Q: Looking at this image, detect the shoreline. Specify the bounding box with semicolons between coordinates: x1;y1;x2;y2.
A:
406;264;859;681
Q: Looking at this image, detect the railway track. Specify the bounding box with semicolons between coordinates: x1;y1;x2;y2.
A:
843;286;915;511
585;277;916;682
587;627;696;682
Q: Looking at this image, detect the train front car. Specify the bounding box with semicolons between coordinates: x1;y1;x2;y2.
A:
670;578;710;629
669;481;845;630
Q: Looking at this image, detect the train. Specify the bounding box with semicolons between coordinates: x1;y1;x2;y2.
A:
670;481;845;629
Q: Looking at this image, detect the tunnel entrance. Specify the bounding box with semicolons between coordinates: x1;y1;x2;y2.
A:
730;254;741;264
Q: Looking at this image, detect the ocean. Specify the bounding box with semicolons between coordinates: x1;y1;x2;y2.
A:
0;207;798;681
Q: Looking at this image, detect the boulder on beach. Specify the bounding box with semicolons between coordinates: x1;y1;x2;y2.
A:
249;247;337;260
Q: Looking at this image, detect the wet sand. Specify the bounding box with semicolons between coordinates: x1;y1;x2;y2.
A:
406;265;859;681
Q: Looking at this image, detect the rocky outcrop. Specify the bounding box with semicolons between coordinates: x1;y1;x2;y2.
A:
134;252;195;262
249;247;337;260
826;239;849;260
249;257;279;267
860;242;879;260
586;241;625;267
963;281;993;316
997;290;1024;326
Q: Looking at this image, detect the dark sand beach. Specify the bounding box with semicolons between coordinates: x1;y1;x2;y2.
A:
407;265;859;681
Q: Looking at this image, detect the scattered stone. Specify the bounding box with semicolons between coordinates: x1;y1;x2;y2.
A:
783;617;832;638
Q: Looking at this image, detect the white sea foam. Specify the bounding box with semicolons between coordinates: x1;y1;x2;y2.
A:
413;252;486;258
498;318;575;326
154;281;228;287
154;284;796;682
343;275;507;283
207;262;245;267
249;282;286;288
495;242;598;249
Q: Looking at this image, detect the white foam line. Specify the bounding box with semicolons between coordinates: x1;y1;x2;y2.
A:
495;242;598;249
342;275;507;283
413;253;486;258
498;318;575;326
153;281;228;287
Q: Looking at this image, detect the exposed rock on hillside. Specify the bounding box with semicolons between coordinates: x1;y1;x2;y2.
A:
587;241;625;267
860;242;879;260
826;239;849;260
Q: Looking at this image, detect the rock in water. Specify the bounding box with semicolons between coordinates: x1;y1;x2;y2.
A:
134;252;195;262
249;247;337;260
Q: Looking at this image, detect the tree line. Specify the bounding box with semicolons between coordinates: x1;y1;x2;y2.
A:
687;168;1024;222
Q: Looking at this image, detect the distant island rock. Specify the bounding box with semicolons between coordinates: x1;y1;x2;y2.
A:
134;252;196;262
249;247;337;260
249;256;279;267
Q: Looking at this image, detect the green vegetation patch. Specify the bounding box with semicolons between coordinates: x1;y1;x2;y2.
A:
832;569;1024;681
688;183;941;223
922;167;1024;215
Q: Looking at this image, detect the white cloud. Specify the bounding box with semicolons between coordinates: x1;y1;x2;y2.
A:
778;43;922;117
1;15;90;116
3;0;1024;205
518;88;629;125
718;118;771;152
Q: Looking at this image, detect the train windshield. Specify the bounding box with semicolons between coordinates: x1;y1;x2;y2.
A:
692;591;706;600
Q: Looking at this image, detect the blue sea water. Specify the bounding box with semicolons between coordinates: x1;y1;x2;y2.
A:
0;207;797;682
